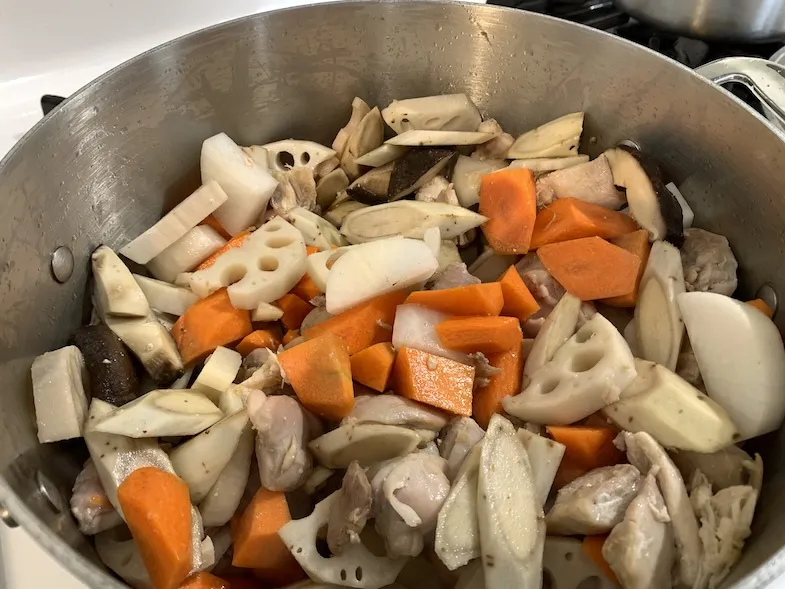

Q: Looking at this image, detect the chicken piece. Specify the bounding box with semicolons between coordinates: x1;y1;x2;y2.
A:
240;348;284;392
70;459;123;535
515;254;567;336
681;228;739;296
326;461;373;555
429;262;481;291
439;416;485;480
603;473;675;589
467;351;502;390
546;464;642;535
247;390;322;491
342;394;449;431
672;445;762;492
621;431;701;588
371;453;450;558
270;167;318;217
690;471;758;589
416;176;460;206
471;119;514;161
535;154;626;210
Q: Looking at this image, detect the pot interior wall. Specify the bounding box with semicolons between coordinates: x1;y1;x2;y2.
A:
1;2;784;586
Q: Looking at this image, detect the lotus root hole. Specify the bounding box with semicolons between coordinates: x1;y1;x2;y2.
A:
571;350;604;373
540;379;560;395
355;567;363;581
301;152;311;164
259;256;280;272
575;327;595;343
264;222;281;232
222;264;247;285
266;235;295;249
277;151;295;168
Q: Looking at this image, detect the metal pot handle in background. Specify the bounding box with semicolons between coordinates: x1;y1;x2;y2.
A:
696;57;785;127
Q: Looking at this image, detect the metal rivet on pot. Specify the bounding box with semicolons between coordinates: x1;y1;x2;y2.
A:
50;246;74;283
617;138;641;151
756;283;778;315
36;471;65;515
0;503;18;528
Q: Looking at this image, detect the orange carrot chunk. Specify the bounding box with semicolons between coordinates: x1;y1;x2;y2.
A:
747;298;774;319
232;489;300;578
117;467;192;589
179;572;232;589
479;168;537;254
200;214;232;240
602;229;652;307
404;283;504;316
276;294;313;331
436;316;522;355
582;536;620;585
546;426;625;471
196;229;254;270
393;347;474;416
172;289;252;365
499;266;540;322
350;342;396;392
278;332;354;420
537;236;641;301
236;330;281;356
473;337;524;428
530;198;639;249
291;274;323;303
304;290;406;355
282;330;299;345
306;245;320;256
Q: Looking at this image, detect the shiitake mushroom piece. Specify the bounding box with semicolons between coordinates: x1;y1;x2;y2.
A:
72;324;139;406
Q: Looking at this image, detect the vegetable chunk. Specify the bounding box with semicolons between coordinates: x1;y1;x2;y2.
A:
479;167;537;254
530;197;639;249
499;266;540;322
350;342;396;392
393;347;475;416
404;282;504;316
436;316;521;355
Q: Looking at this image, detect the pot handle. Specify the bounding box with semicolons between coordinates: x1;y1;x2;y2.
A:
696;57;785;127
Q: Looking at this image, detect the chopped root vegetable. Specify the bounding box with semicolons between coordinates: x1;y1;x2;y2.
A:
404;282;504;316
529;197;639;249
179;572;231;589
171;289;252;365
148;226;227;283
196;229;252;270
282;330;299;346
581;536;619;584
291;273;324;302
276;294;313;330
200;214;231;240
546;426;624;472
117;467;192;589
479;167;537;254
537;236;641;301
236;330;282;357
499;266;540;322
303;290;406;355
747;298;774;318
473;337;523;428
191;346;242;402
349;342;396;392
232;488;301;579
602;229;651;307
393;347;475;416
435;316;521;355
278;332;354;420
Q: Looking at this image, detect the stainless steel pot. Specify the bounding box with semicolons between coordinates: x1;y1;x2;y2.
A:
614;0;785;42
2;2;785;586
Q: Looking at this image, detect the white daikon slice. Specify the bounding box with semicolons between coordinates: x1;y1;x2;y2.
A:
262;139;336;174
524;292;582;379
386;130;494;147
603;359;737;452
288;206;347;250
306;246;352;291
308;424;421;469
191;347;242;403
679;291;785;439
516;429;565;506
170;410;249;502
508;155;590;173
354;144;408;167
478;415;545;589
132;274;197;316
92;246;149;318
666;182;694;229
392;304;470;364
251;301;284;322
504;314;637;424
147;226;226;283
634;240;685;371
452;155;507;208
186;216;307;309
326;238;438;314
32;346;89;443
120;181;228;264
201;133;278;236
507;112;584;159
382;94;482;134
423;227;441;259
92;389;223;438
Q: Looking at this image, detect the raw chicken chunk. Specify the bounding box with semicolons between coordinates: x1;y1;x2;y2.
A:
681;228;738;296
327;461;373;555
439;416;485;480
535;154;626;209
429;262;481;291
70;459;123;535
240;348;284;391
516;254;567;336
471;119;514;161
416;176;460;206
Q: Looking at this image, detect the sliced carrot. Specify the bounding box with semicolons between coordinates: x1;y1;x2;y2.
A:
291;274;323;303
282;329;299;345
473;337;523;428
747;298;774;319
276;294;313;331
236;330;281;356
546;426;625;471
582;535;620;585
479;168;537;254
404;283;504;316
117;467;192;589
350;342;396;392
196;229;253;271
200;214;232;240
499;266;540;322
278;332;354;420
304;290;406;355
602;229;652;307
436;316;521;355
179;572;232;589
393;347;475;416
172;289;252;365
530;198;639;249
232;489;300;577
306;245;320;256
552;454;592;490
537;236;641;301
